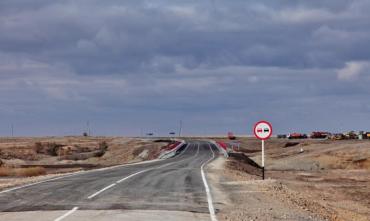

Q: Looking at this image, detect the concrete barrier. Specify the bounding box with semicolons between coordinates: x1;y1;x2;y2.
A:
208;140;229;158
158;139;187;159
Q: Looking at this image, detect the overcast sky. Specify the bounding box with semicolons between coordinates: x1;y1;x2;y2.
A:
1;0;370;136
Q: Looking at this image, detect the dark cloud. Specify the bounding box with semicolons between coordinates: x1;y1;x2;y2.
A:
0;1;369;136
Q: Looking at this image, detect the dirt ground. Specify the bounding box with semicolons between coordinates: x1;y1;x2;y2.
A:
212;137;370;221
0;136;170;190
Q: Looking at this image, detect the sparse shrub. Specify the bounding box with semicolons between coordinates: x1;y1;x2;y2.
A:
33;142;43;153
15;167;46;177
99;141;108;151
0;167;10;176
0;166;46;177
33;142;63;156
94;150;105;157
60;151;103;160
132;145;147;156
47;142;61;156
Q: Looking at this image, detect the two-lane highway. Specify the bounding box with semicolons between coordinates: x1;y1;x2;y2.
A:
0;141;220;221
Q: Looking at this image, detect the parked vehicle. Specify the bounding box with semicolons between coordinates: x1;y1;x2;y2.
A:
277;134;287;139
288;133;308;139
227;132;236;140
345;131;358;139
331;133;346;140
310;131;331;139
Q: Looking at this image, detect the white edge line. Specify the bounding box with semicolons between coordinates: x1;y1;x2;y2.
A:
54;206;79;221
201;143;218;221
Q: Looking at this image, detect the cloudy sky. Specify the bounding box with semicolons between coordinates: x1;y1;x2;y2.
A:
1;0;370;136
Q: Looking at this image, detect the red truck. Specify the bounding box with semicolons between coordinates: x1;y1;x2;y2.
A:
288;133;308;139
227;132;236;140
310;131;331;139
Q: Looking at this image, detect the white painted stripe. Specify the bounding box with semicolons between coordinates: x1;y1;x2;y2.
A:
86;143;195;199
116;169;150;184
87;183;116;199
201;144;218;221
54;206;79;221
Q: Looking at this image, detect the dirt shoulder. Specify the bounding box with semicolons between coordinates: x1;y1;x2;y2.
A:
207;157;324;221
209;138;370;221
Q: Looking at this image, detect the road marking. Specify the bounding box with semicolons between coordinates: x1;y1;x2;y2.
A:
87;183;116;199
195;142;200;157
54;206;79;221
0;158;164;195
0;142;190;196
173;142;191;158
116;169;151;184
87;143;196;199
201;143;218;221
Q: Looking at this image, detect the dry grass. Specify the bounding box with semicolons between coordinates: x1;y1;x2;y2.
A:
0;167;46;177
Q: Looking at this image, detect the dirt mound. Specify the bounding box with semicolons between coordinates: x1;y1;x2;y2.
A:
0;137;169;176
220;138;370;220
227;152;262;177
0;148;38;161
284;142;300;148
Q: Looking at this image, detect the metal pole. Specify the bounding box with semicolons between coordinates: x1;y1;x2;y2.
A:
11;124;14;137
87;121;90;136
262;139;265;180
178;120;182;137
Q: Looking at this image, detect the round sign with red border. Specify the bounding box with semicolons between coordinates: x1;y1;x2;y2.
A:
253;120;273;140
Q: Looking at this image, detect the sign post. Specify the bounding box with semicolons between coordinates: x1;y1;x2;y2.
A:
253;120;273;180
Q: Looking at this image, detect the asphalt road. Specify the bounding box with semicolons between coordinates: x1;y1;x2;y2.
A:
0;140;219;221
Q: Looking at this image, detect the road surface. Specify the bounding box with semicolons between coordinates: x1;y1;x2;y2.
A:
0;141;220;221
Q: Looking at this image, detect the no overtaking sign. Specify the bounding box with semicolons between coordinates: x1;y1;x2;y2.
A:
253;120;273;180
253;121;273;140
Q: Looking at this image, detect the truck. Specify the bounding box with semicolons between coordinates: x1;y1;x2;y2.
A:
288;133;308;139
227;132;236;140
310;131;331;139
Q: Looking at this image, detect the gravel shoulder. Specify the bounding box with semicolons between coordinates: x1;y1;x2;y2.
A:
207;157;324;221
208;138;370;221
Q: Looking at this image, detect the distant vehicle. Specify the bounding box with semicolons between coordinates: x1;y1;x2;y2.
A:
331;133;345;140
344;131;358;139
288;133;307;139
227;132;236;140
310;131;331;139
277;134;287;139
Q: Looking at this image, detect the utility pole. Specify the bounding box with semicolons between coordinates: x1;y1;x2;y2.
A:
178;120;182;137
11;124;14;137
87;121;90;136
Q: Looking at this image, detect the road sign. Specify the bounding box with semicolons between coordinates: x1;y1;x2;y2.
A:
253;121;273;140
253;120;273;180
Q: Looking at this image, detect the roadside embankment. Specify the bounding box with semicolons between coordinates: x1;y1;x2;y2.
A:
211;137;370;221
0;137;177;191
